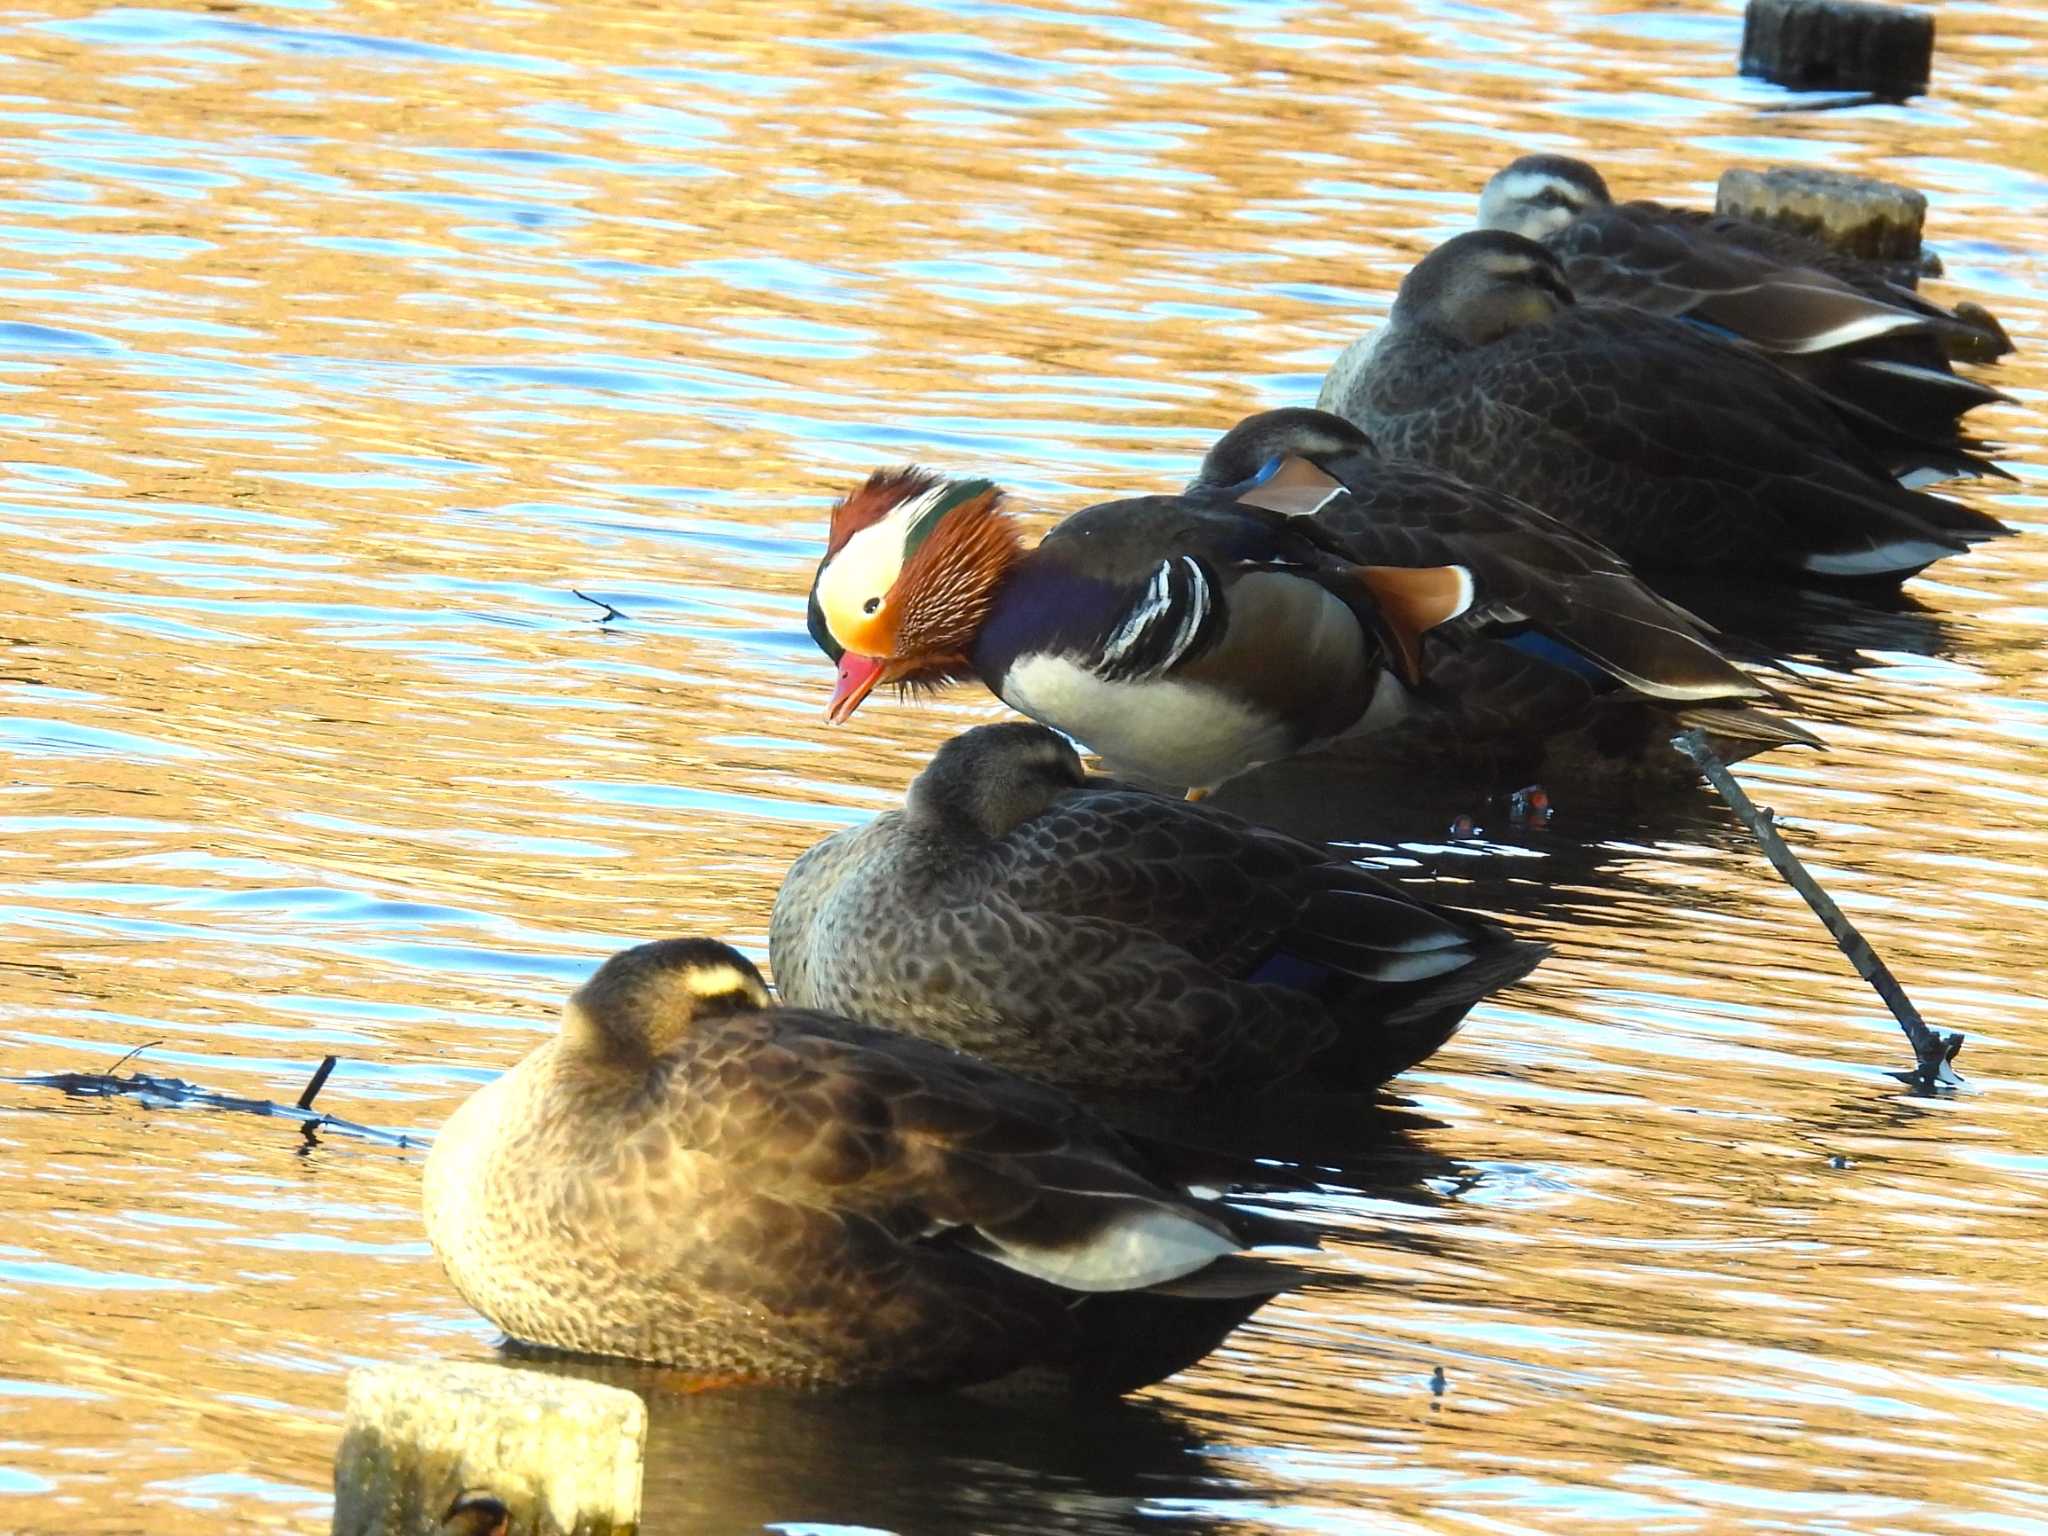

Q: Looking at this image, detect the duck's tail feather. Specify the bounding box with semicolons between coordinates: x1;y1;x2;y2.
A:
1673;703;1825;755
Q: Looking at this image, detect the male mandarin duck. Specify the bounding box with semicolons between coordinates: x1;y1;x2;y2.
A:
1475;153;2012;440
805;406;1815;793
423;936;1313;1395
1322;230;2009;584
770;722;1546;1093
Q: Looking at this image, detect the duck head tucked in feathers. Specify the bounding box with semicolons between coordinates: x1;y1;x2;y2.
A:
904;718;1087;840
1187;407;1381;496
423;932;1314;1394
563;935;770;1063
1477;154;1614;242
1196;409;1384;499
1392;229;1578;347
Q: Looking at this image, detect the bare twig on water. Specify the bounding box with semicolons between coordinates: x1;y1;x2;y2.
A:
7;1065;423;1148
102;1039;164;1076
571;589;628;625
1673;729;1964;1090
296;1054;339;1112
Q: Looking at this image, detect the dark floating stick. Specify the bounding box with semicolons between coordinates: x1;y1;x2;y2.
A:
571;588;628;625
101;1038;164;1076
8;1065;423;1147
1673;729;1963;1089
296;1053;339;1112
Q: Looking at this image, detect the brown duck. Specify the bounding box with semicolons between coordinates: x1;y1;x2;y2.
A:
423;937;1311;1395
770;722;1546;1094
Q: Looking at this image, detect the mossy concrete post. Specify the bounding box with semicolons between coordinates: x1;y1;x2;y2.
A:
332;1362;645;1536
1716;166;1927;267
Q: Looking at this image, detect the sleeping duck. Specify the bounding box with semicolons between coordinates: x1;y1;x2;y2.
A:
769;721;1546;1093
423;936;1311;1395
1322;230;2009;585
1475;153;2012;440
804;408;1815;794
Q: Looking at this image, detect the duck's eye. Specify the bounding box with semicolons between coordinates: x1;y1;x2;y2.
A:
863;596;882;615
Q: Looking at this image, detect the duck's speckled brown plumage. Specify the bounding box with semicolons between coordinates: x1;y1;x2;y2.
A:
1476;153;2012;439
1326;232;2008;585
769;724;1545;1093
423;938;1306;1395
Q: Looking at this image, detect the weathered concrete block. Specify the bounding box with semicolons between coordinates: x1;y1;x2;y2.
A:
1716;166;1926;266
332;1362;645;1536
1740;0;1934;98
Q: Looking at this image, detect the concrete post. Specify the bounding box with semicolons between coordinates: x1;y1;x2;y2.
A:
332;1361;645;1536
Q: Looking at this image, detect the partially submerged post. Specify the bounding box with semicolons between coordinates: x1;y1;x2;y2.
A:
333;1361;645;1536
1739;0;1934;99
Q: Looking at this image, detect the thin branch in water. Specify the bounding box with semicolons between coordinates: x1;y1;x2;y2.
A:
101;1039;164;1077
1673;729;1963;1090
8;1065;423;1149
296;1054;339;1113
571;589;628;625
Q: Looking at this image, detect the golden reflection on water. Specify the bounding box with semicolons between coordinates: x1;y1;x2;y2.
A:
1;0;2046;1530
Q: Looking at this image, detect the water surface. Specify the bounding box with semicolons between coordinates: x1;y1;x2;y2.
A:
2;0;2046;1531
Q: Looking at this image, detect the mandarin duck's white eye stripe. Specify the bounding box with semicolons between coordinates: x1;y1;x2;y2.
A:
813;482;943;640
894;481;958;531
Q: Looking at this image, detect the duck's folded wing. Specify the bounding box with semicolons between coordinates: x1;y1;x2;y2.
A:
1307;464;1764;705
990;789;1536;1012
1471;315;2005;574
986;788;1325;971
1557;209;1956;355
692;1018;1301;1297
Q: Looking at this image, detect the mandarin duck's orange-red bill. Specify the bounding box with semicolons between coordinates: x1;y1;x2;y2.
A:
826;652;887;724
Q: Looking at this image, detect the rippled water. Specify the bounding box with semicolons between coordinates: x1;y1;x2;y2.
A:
1;0;2045;1531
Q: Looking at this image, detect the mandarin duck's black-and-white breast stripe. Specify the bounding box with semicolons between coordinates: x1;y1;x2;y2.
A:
1095;554;1220;680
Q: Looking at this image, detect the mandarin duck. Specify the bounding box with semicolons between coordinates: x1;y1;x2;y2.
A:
805;408;1816;792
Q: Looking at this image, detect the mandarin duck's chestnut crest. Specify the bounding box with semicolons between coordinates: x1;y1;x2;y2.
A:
807;470;1024;722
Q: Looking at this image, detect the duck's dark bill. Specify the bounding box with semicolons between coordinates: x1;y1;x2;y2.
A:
827;652;887;724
